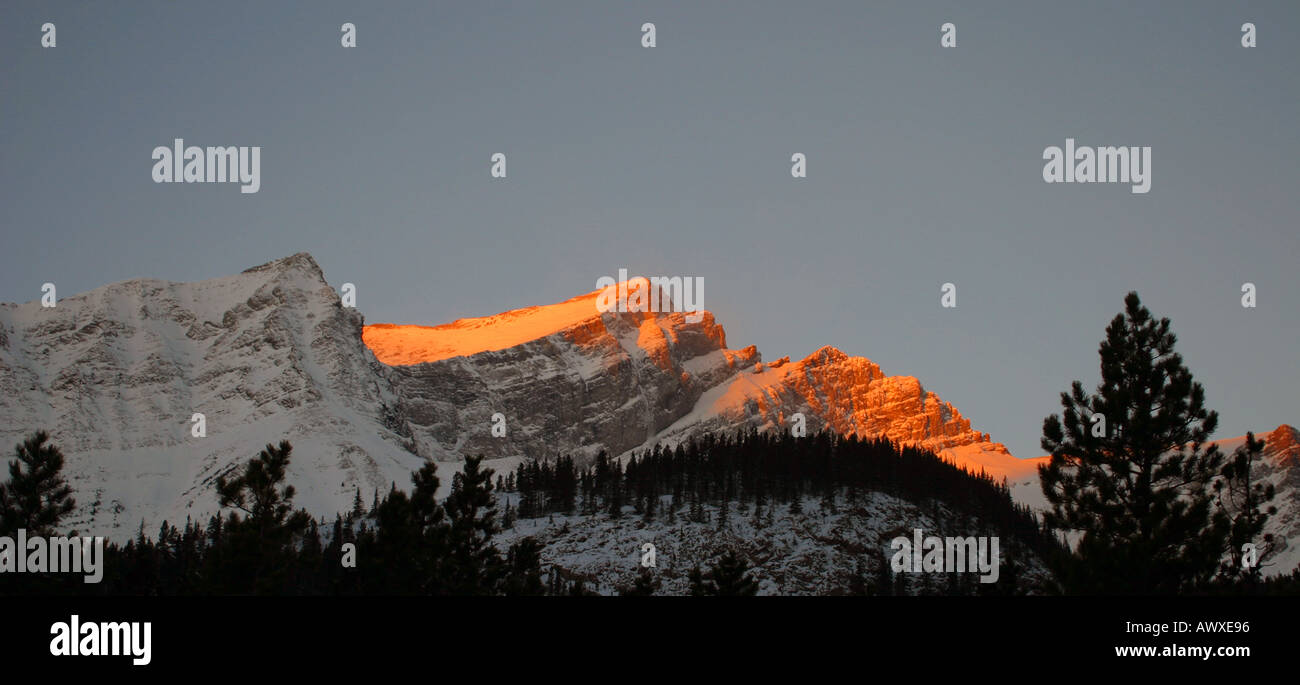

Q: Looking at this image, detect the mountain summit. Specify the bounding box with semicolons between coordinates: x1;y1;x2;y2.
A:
361;277;1023;482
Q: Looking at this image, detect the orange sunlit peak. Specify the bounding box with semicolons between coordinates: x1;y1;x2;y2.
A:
361;278;703;366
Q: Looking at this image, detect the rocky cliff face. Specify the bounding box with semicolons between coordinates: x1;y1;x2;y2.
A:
363;284;1016;479
0;253;424;536
371;304;758;463
637;345;1028;480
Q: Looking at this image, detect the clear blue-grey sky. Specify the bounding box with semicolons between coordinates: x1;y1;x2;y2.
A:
2;1;1296;462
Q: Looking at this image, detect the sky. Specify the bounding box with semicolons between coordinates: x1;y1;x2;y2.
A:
2;1;1297;463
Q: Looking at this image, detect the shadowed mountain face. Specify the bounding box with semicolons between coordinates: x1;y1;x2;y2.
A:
1;252;1295;576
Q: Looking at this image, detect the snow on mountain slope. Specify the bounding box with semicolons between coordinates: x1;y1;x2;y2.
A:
0;253;426;537
633;345;1033;488
495;491;1055;595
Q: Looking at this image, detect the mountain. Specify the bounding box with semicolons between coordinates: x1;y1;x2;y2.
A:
0;253;425;535
363;280;1025;480
0;252;1294;578
364;279;759;464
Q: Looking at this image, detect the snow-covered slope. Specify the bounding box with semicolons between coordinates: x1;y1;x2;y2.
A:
0;253;426;536
495;491;1055;595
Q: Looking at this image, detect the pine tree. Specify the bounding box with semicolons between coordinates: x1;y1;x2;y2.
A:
1039;292;1229;594
502;537;545;596
1214;432;1276;585
689;495;704;524
701;549;759;596
687;565;707;596
442;456;505;594
0;431;76;536
213;440;312;594
350;487;365;519
502;500;516;529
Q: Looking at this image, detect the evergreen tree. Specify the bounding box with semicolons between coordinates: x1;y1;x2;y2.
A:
502;537;545;596
700;549;759;596
1039;292;1228;594
502;500;516;529
442;456;505;594
410;462;452;592
689;495;704;524
0;431;76;536
213;440;312;593
1214;432;1276;584
687;565;707;596
367;485;425;593
350;486;365;519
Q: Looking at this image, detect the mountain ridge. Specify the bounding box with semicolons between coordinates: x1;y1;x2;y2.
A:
0;251;1294;577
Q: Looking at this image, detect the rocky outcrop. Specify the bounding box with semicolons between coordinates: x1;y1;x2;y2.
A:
638;345;1024;484
380;307;759;462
